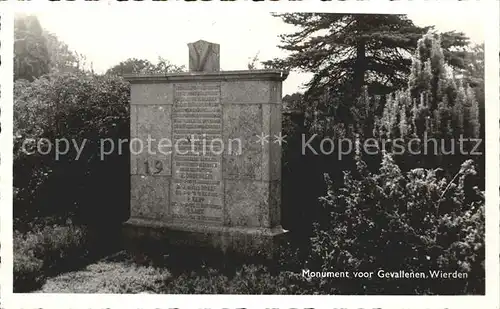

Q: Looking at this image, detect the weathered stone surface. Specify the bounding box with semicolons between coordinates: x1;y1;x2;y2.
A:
224;180;279;228
269;180;281;227
130;175;170;220
269;81;282;104
123;218;287;258
135;105;172;176
223;104;263;180
130;105;138;175
221;80;281;104
268;103;282;181
188;40;220;72
270;104;286;181
131;83;174;105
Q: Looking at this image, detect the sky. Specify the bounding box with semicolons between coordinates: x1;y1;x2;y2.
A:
33;8;485;95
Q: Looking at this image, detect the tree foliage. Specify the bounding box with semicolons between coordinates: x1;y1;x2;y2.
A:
14;15;51;81
282;92;304;111
264;14;430;98
43;31;88;74
266;14;471;130
15;15;91;80
106;57;185;76
461;43;485;112
377;32;481;142
440;30;471;70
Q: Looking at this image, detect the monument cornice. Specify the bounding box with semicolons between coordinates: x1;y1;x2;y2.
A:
123;69;289;83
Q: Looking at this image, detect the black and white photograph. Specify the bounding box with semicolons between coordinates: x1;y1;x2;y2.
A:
1;1;499;308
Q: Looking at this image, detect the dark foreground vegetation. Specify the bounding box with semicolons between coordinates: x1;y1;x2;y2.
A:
14;13;485;294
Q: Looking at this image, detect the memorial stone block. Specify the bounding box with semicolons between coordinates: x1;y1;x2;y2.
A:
123;40;288;258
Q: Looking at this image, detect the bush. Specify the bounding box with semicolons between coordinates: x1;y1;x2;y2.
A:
14;71;130;228
309;147;484;295
13;246;44;292
14;224;90;292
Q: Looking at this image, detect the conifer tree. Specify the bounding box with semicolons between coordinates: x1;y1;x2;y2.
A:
265;14;429;100
266;14;470;135
378;32;481;166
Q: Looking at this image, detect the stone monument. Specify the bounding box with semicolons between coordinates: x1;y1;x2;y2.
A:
123;40;288;258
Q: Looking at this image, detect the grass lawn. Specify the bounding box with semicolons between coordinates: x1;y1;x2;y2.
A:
37;251;312;294
39;261;171;293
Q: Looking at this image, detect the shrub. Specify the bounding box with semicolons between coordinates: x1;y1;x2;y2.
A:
13;240;44;292
309;146;484;295
13;224;90;292
14;71;130;228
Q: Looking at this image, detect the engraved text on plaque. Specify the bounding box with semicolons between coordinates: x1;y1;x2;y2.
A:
171;83;223;224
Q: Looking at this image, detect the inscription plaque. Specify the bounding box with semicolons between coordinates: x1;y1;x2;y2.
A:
171;83;223;224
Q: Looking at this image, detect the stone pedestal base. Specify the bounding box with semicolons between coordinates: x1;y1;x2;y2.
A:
123;218;288;259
